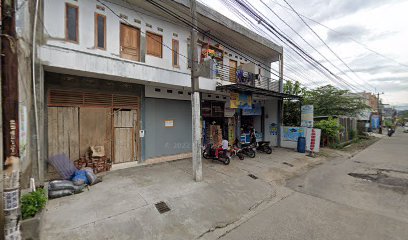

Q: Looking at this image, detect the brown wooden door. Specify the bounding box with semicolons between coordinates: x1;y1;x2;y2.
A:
113;109;137;163
229;60;237;82
120;23;140;61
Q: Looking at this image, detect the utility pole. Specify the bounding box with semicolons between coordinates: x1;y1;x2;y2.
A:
2;0;22;238
377;92;382;134
190;0;202;182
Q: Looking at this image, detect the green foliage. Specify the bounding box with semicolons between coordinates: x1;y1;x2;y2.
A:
349;129;357;140
315;117;343;142
283;81;305;126
383;120;393;128
302;85;369;117
21;188;47;220
283;83;369;126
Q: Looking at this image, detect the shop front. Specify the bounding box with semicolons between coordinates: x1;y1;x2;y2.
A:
216;83;301;148
201;100;230;147
201;93;266;148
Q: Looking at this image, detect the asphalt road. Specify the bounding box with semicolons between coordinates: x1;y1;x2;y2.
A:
220;130;408;240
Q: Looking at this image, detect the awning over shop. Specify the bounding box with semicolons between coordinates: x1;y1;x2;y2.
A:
216;84;301;100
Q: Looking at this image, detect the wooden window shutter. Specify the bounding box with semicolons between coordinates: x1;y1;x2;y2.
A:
147;32;162;58
172;39;179;67
65;3;79;43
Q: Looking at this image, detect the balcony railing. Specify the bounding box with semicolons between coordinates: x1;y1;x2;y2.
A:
214;63;280;92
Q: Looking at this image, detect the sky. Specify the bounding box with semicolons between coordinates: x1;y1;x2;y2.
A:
198;0;408;110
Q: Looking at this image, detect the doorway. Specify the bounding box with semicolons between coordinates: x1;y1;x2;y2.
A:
113;109;138;163
229;59;237;83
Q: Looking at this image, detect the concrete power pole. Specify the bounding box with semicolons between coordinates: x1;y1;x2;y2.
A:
377;92;382;134
2;0;22;238
190;0;202;182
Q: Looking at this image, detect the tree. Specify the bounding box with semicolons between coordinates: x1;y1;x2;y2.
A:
283;81;305;126
303;85;369;117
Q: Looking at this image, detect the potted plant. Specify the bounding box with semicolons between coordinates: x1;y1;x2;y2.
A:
21;188;47;240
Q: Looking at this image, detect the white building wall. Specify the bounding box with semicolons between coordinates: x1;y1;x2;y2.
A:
263;99;279;146
43;0;194;73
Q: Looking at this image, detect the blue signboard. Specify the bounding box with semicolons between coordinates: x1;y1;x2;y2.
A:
282;127;305;142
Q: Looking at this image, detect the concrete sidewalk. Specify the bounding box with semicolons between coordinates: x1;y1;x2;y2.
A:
41;148;325;240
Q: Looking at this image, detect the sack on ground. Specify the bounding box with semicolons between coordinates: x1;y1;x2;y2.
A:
71;170;90;186
48;189;75;199
84;167;98;185
49;180;75;191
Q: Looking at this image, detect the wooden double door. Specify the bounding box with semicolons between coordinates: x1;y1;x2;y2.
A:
48;107;140;165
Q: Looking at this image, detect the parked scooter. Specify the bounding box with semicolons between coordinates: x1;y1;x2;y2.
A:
256;141;272;154
202;144;231;165
241;143;256;158
229;145;245;160
387;128;395;137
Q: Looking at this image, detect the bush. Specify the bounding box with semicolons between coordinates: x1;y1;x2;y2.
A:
315;117;343;144
21;188;47;220
349;129;357;140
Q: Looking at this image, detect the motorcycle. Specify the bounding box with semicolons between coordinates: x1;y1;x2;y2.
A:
229;145;245;160
202;144;231;165
256;141;272;154
241;143;256;158
387;128;395;137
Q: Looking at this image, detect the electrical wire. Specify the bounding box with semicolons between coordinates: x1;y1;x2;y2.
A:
269;0;408;70
228;0;360;91
281;0;377;92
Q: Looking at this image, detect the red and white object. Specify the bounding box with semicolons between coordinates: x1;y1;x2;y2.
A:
305;128;321;153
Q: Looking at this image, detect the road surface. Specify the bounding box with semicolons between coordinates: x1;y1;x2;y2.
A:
220;130;408;240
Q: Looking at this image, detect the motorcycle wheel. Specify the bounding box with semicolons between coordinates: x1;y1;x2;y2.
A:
223;157;231;165
264;146;272;154
248;149;256;158
203;150;211;159
237;152;245;160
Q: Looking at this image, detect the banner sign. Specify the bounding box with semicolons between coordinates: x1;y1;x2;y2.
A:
282;127;305;142
301;105;314;128
371;115;380;129
239;94;252;110
230;92;239;108
242;103;262;116
229;92;252;110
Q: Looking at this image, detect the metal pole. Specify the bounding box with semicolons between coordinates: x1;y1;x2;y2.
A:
279;53;284;93
190;0;202;182
278;53;284;147
2;0;22;238
377;93;382;134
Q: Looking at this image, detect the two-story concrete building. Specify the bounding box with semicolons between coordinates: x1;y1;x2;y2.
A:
28;0;296;180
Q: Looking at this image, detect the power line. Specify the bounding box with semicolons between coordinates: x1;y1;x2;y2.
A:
198;0;315;88
99;0;280;89
230;0;363;92
258;0;370;92
269;0;408;70
281;0;377;92
224;0;357;90
218;0;323;88
147;0;291;86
